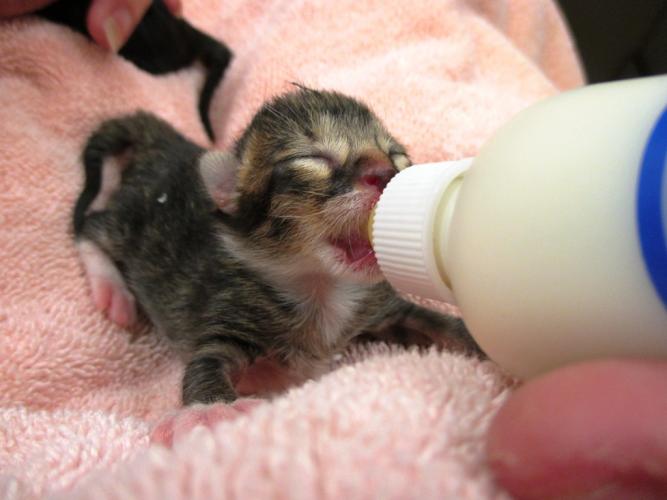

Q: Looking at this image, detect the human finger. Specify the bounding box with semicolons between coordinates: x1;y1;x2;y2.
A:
86;0;151;52
487;359;667;499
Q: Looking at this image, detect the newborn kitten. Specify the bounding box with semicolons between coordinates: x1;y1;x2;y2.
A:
73;88;481;405
37;0;232;140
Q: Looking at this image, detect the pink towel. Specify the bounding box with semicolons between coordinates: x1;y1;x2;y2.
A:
0;0;583;497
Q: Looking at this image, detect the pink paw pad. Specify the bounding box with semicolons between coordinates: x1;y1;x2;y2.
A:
150;399;263;447
77;241;137;327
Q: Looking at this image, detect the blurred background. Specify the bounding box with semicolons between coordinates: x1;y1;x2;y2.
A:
557;0;667;82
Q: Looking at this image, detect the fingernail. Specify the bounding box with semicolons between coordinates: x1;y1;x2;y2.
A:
102;8;133;52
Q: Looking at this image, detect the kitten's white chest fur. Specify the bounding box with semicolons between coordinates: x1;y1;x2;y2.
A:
294;277;365;350
223;234;366;353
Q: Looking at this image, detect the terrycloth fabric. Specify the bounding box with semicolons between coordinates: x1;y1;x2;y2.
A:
0;0;583;498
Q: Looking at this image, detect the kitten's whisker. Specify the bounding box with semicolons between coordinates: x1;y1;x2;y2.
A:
271;214;316;221
299;191;328;198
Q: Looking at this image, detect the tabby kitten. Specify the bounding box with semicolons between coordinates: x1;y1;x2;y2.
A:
73;88;481;405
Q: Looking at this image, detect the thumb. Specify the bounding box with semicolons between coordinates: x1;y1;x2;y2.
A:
86;0;151;52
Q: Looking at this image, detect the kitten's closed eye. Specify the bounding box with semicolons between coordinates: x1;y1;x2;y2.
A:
295;151;407;173
276;153;335;168
310;154;339;169
291;154;339;171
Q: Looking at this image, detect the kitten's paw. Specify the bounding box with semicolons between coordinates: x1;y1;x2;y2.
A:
77;241;137;327
89;273;137;327
150;398;263;447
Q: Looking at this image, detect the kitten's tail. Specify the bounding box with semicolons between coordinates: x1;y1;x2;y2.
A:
187;26;233;141
72;112;173;235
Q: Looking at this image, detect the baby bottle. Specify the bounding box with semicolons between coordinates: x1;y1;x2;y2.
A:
371;75;667;378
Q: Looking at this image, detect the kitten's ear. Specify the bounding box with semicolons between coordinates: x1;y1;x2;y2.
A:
199;150;240;214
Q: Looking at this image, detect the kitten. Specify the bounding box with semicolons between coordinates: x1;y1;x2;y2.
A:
36;0;232;140
73;88;482;405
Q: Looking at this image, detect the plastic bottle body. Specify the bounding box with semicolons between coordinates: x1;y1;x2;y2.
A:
372;76;667;379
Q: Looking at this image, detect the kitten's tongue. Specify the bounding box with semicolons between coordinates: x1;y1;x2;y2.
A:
332;234;374;263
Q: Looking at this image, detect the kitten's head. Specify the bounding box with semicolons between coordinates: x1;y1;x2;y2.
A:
200;88;410;285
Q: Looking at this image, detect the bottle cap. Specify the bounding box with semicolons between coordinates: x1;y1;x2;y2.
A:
371;159;473;304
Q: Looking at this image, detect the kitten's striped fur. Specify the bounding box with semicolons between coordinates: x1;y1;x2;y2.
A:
73;88;481;405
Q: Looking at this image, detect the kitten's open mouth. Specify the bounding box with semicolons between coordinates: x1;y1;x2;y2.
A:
330;234;377;268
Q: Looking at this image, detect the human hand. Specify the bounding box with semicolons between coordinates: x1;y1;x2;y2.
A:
487;359;667;498
0;0;182;51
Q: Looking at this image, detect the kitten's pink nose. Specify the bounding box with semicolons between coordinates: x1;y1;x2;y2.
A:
359;165;395;193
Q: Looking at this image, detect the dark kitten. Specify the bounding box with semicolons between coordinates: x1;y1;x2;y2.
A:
73;88;481;405
37;0;232;140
